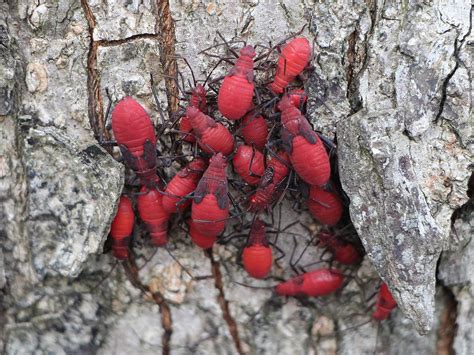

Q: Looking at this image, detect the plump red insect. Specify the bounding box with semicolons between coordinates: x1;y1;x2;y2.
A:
240;112;269;151
110;195;134;260
217;45;256;120
269;37;311;94
278;95;330;186
162;158;207;214
317;230;360;265
111;97;160;186
187;218;216;249
372;283;397;321
233;145;265;185
307;185;343;226
137;187;170;247
242;219;273;279
186;107;234;155
180;84;208;143
275;268;344;297
248;151;290;212
191;153;229;236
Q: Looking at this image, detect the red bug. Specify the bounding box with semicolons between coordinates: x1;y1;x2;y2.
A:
180;84;208;143
186;107;235;156
110;195;134;260
242;218;273;279
217;45;256;120
240;112;269;151
307;185;343;226
233;145;265;185
317;230;360;265
269;37;311;94
162;158;208;214
111;97;160;187
278;95;330;186
137;187;170;247
187;218;217;249
275;268;344;297
372;283;397;321
248;151;290;212
191;153;229;236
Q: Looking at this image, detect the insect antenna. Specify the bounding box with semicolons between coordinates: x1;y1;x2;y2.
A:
233;280;276;290
175;55;197;88
137;248;159;270
216;31;239;58
150;74;168;131
218;232;248;245
288;235;302;274
104;88;114;131
270;241;286;263
227;190;244;224
202;57;228;88
336;319;373;335
291;231;318;272
199;51;236;65
192;210;248;225
165;246;194;279
198;38;242;55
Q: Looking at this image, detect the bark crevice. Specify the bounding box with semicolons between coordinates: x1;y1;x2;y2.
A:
80;0;106;140
154;0;179;117
436;286;457;355
124;256;173;355
206;250;244;355
434;5;472;124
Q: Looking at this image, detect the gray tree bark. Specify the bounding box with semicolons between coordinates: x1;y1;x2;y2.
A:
0;1;472;354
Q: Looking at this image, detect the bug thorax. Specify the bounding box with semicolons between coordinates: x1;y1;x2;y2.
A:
247;219;268;246
179;158;208;178
190;85;207;112
317;230;336;246
203;153;227;180
276;95;293;112
275;275;304;296
234;45;255;74
267;151;290;178
288;89;308;108
186;106;214;134
240;45;256;58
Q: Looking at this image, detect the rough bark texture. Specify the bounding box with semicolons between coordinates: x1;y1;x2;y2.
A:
0;1;472;354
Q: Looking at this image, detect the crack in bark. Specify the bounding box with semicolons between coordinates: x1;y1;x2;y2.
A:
154;0;179;117
436;286;457;355
345;28;360;114
206;250;244;355
80;0;105;141
97;33;163;47
345;0;378;115
434;5;473;124
123;255;173;355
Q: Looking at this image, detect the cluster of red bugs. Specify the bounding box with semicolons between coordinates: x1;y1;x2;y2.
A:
105;33;397;323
